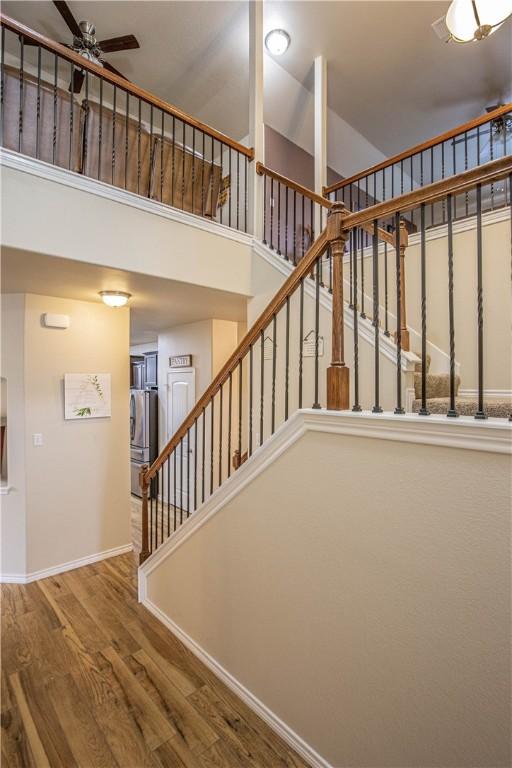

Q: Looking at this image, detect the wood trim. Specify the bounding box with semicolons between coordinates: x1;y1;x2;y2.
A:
342;155;512;232
323;103;512;195
256;162;330;207
146;230;329;479
0;13;254;159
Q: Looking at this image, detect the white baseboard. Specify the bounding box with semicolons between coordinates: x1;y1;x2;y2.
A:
458;388;512;401
142;596;333;768
0;543;133;584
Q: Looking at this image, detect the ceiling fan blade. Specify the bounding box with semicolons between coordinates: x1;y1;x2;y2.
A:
101;60;131;81
53;0;82;39
69;68;85;94
98;34;140;53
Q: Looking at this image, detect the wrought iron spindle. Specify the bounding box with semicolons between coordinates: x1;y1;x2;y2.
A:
352;229;361;412
201;407;205;503
227;372;232;477
475;184;486;419
360;228;366;318
238;358;243;458
173;449;177;530
167;457;171;536
112;85;117;184
181;121;186;209
124;91;129;190
298;278;304;409
0;26;4;147
270;177;274;249
210;396;214;495
192;127;196;213
97;75;103;178
69;59;74;170
194;418;198;512
372;220;382;413
18;34;23;153
313;259;321;409
228;145;232;229
245;155;248;232
277;182;281;254
271;314;277;433
293;191;297;265
137;98;142;194
285;296;290;421
446;194;458;417
249;344;253;456
394;212;404;414
260;329;264;444
263;174;267;244
419;203;429;415
219;385;223;485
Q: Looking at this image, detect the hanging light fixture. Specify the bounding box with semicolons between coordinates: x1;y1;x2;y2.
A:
99;290;131;307
445;0;512;43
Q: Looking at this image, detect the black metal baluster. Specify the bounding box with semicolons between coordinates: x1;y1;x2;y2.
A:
310;199;314;242
285;185;289;260
171;116;176;206
475;184;486;419
419;203;429;415
236;151;240;230
245;155;248;232
260;330;264;444
179;439;183;524
299;278;304;409
349;236;353;308
271;314;277;433
111;85;116;184
263;173;267;243
210;397;214;495
137;98;142;194
452;136;457;219
372;220;382;413
182;122;186;209
0;26;5;147
201;131;205;216
277;182;281;254
187;427;190;517
228;146;232;228
97;75;103;178
285;296;290;421
219;385;223;485
301;195;305;259
69;59;74;170
446;194;458;417
441;141;446;222
270;177;274;249
384;240;389;336
124;91;129;189
219;139;223;225
149;488;153;553
34;45;41;159
360;228;366;318
238;359;243;458
430;146;434;226
160;110;164;201
194;418;198;512
192;127;195;213
201;407;206;503
293;191;297;264
249;345;253;457
167;456;170;536
83;71;89;172
352;230;361;412
464;130;469;217
394;212;404;414
173;448;177;530
313;259;321;409
228;372;232;476
490;117;494;209
148;104;153;196
159;470;163;544
18;35;24;153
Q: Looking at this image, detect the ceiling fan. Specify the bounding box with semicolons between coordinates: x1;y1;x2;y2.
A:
39;1;140;93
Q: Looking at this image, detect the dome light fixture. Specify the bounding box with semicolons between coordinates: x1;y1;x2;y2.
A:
445;0;512;43
99;290;131;308
265;29;291;56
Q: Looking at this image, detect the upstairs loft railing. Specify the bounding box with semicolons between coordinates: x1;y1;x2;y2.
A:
139;155;512;562
0;14;254;232
324;104;512;230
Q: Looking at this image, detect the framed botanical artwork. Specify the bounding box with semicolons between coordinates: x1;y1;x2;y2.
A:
64;374;111;419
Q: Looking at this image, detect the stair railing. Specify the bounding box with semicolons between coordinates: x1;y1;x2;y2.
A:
256;161;411;350
324;103;512;230
0;14;254;231
141;154;511;562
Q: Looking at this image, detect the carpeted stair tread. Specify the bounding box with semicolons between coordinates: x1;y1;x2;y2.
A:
413;372;460;399
413;353;431;374
412;397;510;418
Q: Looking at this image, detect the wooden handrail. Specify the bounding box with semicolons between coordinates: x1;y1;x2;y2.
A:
0;13;254;159
256;161;396;246
256;162;330;208
342;155;512;232
324;103;512;196
145;229;329;480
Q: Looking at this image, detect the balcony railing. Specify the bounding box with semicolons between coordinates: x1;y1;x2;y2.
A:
0;14;254;232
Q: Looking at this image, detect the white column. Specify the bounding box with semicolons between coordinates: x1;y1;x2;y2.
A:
249;0;264;239
314;55;327;236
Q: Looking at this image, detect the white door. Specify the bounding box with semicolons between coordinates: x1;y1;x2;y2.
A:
167;368;195;509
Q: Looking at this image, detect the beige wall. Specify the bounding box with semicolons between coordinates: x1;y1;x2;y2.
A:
146;427;511;768
1;165;252;297
1;293;131;577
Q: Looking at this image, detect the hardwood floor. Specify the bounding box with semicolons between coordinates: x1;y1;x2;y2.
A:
1;552;310;767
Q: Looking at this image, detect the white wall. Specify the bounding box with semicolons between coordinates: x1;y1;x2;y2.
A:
1;163;253;297
1;293;131;578
145;420;511;768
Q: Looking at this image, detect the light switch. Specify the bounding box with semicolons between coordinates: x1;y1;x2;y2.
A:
32;433;43;447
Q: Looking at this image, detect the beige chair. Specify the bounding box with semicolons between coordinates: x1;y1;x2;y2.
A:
149;135;222;217
81;99;152;196
2;64;83;171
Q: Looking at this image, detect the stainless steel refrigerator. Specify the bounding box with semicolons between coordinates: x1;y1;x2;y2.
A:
130;389;158;497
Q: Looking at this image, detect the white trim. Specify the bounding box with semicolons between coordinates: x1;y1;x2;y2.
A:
459;388;512;400
0;485;12;495
0;542;133;584
253;240;419;372
0;148;252;247
140;408;511;580
142;596;333;768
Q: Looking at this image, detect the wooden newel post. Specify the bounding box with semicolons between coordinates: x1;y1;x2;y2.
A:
398;219;410;352
326;202;350;410
139;464;150;565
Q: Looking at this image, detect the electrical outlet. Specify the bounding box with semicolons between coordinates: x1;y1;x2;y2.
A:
32;433;43;447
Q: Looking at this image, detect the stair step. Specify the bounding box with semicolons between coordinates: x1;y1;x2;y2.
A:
413;372;459;399
412;398;510;418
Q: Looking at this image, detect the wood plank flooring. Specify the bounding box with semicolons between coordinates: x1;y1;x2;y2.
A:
1;552;310;768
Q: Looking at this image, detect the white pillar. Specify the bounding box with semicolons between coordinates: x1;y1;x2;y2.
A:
314;55;327;236
249;0;264;239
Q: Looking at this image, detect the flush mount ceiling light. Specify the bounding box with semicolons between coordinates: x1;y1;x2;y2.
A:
445;0;512;42
99;290;131;308
265;29;290;56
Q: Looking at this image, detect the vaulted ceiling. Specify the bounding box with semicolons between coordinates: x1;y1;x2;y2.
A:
2;1;511;157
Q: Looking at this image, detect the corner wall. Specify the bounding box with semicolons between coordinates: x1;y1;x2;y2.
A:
1;293;131;579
